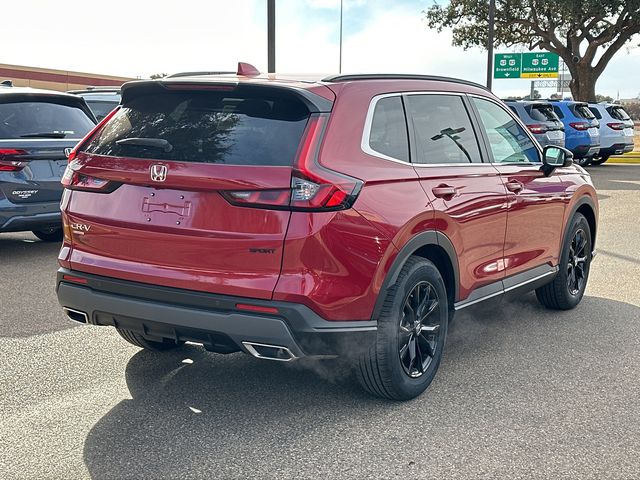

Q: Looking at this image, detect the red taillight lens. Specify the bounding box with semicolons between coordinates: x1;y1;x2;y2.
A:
607;122;626;131
61;167;114;192
236;303;279;314
0;149;28;171
222;114;362;211
527;124;548;134
67;106;121;163
569;122;590;131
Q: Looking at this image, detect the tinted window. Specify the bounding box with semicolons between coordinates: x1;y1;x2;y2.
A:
405;94;481;164
508;105;518;115
572;104;596;119
368;96;409;162
552;105;564;119
0;100;95;139
83;91;309;165
86;100;119;122
472;98;539;164
526;104;559;122
588;107;602;120
608;106;631;121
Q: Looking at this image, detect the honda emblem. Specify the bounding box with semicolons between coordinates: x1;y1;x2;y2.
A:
150;164;168;182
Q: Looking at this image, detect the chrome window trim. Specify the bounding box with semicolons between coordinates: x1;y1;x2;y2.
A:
361;91;495;168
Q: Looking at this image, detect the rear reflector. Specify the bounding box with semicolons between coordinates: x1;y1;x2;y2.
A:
236;303;279;314
62;275;89;284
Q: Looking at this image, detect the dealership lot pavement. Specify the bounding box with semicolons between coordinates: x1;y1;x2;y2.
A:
1;165;639;479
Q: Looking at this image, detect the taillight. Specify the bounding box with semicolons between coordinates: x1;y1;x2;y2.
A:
61;167;116;192
0;149;28;171
222;114;362;211
67;106;121;163
569;122;590;131
607;122;626;131
527;124;548;134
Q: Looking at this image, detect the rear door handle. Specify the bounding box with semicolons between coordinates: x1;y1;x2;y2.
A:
505;180;524;194
432;185;457;199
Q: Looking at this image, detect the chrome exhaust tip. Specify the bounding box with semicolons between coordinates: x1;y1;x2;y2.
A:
63;307;88;324
242;342;297;362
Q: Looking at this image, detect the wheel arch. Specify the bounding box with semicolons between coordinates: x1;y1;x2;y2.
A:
371;231;459;321
566;196;598;253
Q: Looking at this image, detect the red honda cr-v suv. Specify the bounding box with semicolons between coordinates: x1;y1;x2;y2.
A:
56;65;598;400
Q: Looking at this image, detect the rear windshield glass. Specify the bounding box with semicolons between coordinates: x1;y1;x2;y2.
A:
525;104;558;122
0;100;95;139
552;105;564;119
86;100;119;122
608;106;631;121
572;104;596;119
588;107;602;119
83;91;310;165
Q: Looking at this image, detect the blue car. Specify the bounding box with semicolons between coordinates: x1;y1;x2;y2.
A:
550;100;600;166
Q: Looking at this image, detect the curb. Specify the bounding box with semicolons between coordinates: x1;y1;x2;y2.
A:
609;155;640;164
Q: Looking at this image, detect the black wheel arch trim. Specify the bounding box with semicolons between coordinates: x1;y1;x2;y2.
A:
371;231;459;321
562;195;597;255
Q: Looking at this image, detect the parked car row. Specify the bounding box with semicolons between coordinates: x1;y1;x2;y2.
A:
504;98;634;166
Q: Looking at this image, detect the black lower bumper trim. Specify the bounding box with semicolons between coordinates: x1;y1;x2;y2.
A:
56;269;376;357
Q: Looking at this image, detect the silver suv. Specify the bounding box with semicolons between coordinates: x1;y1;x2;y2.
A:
505;100;565;148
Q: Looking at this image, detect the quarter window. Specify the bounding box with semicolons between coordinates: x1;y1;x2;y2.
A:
405;94;482;164
472;98;540;164
368;96;410;162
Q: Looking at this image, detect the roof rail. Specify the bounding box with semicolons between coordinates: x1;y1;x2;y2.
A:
1;80;13;87
322;73;487;90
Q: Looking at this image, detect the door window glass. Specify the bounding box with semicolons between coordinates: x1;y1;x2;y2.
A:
472;98;540;164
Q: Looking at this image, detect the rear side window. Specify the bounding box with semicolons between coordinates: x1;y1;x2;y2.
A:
552;105;564;119
608;106;631;121
404;94;481;164
86;100;120;122
526;104;558;122
572;104;596;119
0;100;95;139
588;107;602;119
83;91;310;165
368;96;409;162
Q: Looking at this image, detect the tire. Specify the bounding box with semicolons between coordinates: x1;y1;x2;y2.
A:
32;227;63;242
575;156;592;167
357;256;448;401
535;213;592;310
590;156;609;166
116;328;183;351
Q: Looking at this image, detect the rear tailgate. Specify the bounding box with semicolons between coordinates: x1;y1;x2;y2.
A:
63;82;334;299
0;139;76;203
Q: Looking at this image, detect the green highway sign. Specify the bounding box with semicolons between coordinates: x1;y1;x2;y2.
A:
521;52;559;78
494;52;559;79
494;53;521;79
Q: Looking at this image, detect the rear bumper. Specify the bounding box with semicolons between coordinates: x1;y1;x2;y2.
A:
56;268;376;358
0;200;61;232
599;144;634;157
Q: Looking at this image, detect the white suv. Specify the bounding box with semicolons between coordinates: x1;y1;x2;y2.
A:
588;103;634;165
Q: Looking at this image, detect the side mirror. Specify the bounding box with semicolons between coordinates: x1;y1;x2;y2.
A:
541;145;573;175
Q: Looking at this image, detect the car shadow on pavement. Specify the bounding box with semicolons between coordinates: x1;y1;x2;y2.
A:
82;294;640;479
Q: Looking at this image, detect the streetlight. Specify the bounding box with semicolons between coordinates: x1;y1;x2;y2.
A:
486;0;495;90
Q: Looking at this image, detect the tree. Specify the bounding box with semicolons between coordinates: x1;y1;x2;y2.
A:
150;73;167;79
424;1;640;102
595;94;615;102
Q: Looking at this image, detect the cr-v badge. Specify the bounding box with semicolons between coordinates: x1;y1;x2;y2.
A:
150;164;168;182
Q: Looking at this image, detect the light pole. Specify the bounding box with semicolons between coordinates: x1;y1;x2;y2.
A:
339;0;343;73
486;0;495;90
268;0;276;73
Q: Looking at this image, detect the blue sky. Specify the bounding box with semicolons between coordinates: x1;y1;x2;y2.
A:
3;0;639;99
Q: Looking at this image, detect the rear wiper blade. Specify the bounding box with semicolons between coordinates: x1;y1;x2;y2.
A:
116;137;173;152
19;132;67;138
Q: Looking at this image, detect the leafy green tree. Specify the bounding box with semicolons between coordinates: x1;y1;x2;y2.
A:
595;94;615;102
424;0;640;102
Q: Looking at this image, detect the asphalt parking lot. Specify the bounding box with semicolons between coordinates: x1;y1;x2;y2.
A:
1;164;639;479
